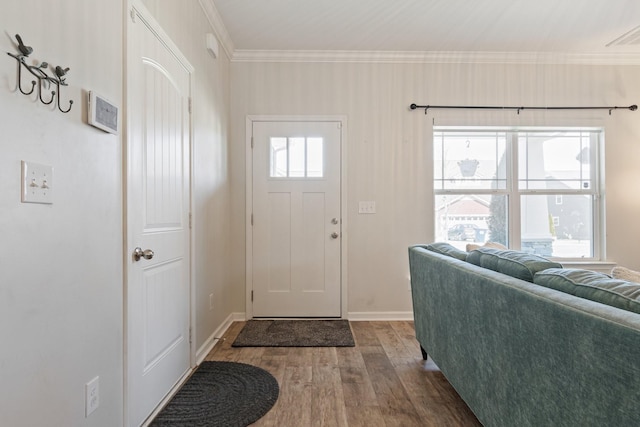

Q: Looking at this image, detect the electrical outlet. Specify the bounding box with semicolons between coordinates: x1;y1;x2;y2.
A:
21;161;53;204
85;376;99;417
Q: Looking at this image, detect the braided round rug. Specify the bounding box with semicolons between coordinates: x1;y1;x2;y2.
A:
150;361;279;427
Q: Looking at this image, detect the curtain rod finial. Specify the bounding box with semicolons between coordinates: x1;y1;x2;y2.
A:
630;105;638;111
410;103;418;110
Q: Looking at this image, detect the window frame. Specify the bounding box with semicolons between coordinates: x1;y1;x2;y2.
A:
433;126;604;261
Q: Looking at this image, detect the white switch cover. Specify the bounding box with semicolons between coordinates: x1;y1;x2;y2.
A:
358;201;376;214
21;161;53;204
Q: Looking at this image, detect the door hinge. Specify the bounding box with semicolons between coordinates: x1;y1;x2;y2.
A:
188;98;192;114
251;136;254;149
251;290;254;302
188;327;192;344
251;213;253;226
189;212;192;229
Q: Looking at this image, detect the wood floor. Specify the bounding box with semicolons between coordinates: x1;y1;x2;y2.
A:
204;321;482;427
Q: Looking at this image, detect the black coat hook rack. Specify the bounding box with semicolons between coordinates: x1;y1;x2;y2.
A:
6;34;73;113
409;103;637;116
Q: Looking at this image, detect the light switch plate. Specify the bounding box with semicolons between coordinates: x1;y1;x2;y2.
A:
358;201;376;214
21;161;53;204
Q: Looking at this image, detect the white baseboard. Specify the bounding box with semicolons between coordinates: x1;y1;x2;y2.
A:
348;311;414;321
196;312;246;364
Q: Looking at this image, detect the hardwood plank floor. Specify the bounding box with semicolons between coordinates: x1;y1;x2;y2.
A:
204;321;482;427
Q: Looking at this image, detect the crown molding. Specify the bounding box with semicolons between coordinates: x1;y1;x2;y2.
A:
231;49;640;65
198;0;235;59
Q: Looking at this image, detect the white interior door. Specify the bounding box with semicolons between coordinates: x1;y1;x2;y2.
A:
252;120;342;317
126;6;192;426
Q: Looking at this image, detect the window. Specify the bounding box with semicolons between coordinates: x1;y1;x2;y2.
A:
270;137;324;178
434;128;602;259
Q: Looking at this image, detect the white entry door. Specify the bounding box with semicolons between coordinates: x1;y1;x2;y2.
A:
252;120;342;317
126;6;192;426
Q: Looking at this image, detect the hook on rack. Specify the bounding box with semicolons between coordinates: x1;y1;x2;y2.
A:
6;34;73;113
7;53;36;95
32;62;55;105
52;65;73;113
53;79;73;113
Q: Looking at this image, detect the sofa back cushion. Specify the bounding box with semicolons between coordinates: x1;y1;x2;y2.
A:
466;247;562;282
421;242;468;261
534;268;640;315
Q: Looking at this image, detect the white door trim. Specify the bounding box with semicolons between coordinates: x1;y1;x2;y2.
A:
245;115;348;319
124;2;196;426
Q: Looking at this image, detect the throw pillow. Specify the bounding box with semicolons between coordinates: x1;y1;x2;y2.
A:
466;247;562;282
466;241;508;252
611;266;640;283
534;268;640;315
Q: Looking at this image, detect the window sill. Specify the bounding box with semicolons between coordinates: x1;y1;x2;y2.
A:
559;261;616;274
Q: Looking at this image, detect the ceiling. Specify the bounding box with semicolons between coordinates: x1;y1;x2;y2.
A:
211;0;640;56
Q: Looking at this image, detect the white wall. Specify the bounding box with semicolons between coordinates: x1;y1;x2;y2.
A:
140;0;234;349
0;1;124;426
230;60;640;315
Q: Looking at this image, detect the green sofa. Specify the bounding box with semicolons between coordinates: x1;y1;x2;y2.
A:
408;244;640;427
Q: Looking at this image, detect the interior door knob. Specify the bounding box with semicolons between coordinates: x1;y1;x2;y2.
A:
133;247;154;261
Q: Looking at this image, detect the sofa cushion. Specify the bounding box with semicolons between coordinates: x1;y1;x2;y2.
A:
534;268;640;315
466;247;562;282
423;242;468;261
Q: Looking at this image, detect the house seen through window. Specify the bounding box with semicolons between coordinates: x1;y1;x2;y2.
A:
434;128;601;259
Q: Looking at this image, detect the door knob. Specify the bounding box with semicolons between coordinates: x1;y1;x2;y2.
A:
133;247;154;261
330;232;339;239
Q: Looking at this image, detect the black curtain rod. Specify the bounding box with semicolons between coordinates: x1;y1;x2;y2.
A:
409;103;637;115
